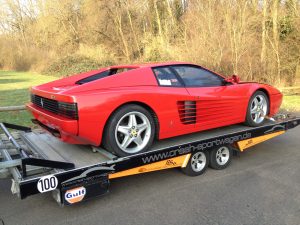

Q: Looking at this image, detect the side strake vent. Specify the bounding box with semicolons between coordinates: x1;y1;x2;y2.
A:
177;101;197;124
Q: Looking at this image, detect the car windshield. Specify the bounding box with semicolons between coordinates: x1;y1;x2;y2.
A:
75;68;135;85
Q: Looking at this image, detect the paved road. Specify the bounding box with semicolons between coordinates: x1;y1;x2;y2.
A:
1;125;300;225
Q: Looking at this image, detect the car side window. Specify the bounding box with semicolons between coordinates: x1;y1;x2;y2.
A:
153;67;182;87
172;66;224;87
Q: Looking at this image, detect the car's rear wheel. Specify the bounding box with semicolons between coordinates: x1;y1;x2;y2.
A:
245;91;269;127
103;104;155;157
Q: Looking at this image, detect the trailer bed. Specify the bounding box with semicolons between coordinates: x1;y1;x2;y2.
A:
1;115;299;206
21;122;273;168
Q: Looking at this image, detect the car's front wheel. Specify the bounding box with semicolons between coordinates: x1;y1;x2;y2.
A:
103;104;155;157
245;91;269;127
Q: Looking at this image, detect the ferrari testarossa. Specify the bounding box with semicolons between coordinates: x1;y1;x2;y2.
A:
27;62;282;156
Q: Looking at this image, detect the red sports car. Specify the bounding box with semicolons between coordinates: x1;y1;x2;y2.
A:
27;62;282;156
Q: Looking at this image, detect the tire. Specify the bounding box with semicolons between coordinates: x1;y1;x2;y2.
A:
245;91;269;127
102;104;155;157
209;145;233;170
181;151;209;176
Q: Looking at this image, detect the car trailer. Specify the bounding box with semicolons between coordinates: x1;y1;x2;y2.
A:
0;115;299;206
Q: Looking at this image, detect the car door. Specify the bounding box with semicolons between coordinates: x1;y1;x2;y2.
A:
171;65;249;130
151;66;197;138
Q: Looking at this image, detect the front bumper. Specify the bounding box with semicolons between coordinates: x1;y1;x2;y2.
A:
270;93;283;116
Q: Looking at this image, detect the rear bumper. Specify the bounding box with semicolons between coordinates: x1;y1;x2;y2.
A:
26;103;80;143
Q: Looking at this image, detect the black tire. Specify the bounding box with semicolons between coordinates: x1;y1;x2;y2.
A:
245;91;269;127
102;104;155;157
209;145;233;170
181;151;209;176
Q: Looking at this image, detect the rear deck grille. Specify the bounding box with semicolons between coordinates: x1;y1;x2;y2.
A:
31;94;78;119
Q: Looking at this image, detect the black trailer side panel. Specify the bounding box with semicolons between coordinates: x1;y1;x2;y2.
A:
18;119;300;201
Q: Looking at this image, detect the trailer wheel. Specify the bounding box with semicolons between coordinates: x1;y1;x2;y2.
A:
181;151;208;176
209;145;233;170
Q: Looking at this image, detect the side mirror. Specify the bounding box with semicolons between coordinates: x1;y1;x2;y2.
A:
232;75;240;83
225;75;240;84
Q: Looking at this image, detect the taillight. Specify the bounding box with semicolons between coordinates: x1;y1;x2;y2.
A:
31;94;78;120
58;102;78;120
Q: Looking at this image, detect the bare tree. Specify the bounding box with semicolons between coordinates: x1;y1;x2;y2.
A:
0;0;299;86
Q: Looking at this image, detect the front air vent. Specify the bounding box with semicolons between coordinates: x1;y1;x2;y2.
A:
177;101;197;124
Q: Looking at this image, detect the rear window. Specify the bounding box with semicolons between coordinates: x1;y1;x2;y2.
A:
75;68;134;85
153;67;182;87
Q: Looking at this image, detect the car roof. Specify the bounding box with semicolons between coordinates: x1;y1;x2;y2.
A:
109;61;193;69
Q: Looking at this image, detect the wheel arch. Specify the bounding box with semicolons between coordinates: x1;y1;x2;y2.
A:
255;88;270;99
101;101;160;145
253;88;270;114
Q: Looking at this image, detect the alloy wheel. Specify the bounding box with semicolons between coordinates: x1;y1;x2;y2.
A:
115;111;152;154
216;146;230;166
250;94;268;124
191;152;207;172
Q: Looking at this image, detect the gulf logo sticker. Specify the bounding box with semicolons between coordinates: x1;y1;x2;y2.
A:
64;186;86;204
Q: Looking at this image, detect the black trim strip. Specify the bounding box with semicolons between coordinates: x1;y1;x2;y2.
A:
22;158;75;177
2;122;31;132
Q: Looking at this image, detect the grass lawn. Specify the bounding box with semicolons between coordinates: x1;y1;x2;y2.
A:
0;71;299;127
281;95;300;112
0;71;56;126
